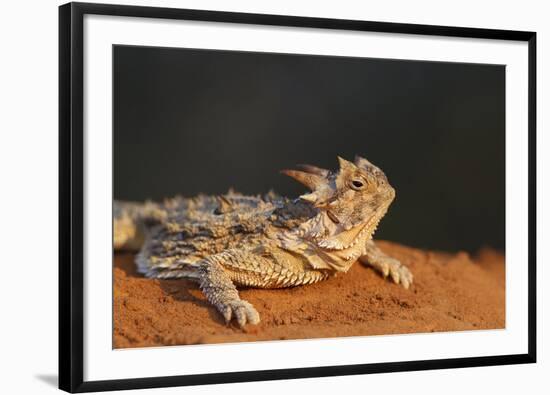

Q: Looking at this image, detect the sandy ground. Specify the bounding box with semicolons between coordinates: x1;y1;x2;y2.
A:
113;241;504;348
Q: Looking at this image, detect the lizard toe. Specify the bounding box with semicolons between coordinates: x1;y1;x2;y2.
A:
224;300;261;327
380;262;390;278
386;259;413;289
222;306;232;324
235;306;247;328
245;303;260;325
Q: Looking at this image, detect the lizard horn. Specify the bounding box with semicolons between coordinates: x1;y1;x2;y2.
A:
354;155;373;167
280;169;325;191
354;155;383;173
295;163;330;177
337;156;357;172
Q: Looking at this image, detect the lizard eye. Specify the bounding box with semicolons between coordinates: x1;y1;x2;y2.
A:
350;179;365;190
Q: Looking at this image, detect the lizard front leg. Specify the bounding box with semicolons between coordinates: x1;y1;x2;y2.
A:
359;240;413;289
198;257;260;327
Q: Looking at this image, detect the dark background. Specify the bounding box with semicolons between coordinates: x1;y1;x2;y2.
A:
114;45;505;253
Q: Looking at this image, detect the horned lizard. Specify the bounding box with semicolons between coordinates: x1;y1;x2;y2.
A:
114;156;413;327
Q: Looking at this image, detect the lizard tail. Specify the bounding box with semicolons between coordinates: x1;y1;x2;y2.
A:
113;200;165;251
136;239;201;280
115;198;202;280
135;235;202;280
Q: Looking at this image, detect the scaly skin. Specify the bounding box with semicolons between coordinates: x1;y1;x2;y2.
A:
114;155;413;327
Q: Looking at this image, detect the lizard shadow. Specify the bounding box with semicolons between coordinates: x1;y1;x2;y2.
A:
115;253;230;327
114;253;140;276
158;280;228;327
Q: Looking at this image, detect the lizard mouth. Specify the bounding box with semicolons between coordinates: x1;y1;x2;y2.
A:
326;210;340;224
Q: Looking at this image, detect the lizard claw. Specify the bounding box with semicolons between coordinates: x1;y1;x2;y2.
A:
381;258;413;289
222;299;260;327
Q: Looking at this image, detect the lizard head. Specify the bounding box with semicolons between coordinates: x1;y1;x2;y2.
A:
281;155;395;249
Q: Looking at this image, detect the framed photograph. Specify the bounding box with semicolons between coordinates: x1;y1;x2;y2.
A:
59;2;536;392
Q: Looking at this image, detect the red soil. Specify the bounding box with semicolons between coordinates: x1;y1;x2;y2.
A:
113;241;504;348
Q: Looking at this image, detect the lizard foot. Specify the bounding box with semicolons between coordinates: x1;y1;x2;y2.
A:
378;258;413;289
220;299;260;327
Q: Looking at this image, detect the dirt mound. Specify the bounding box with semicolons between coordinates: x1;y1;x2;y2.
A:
113;241;504;348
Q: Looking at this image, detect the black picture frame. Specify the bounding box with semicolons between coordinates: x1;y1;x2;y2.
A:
59;2;537;393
